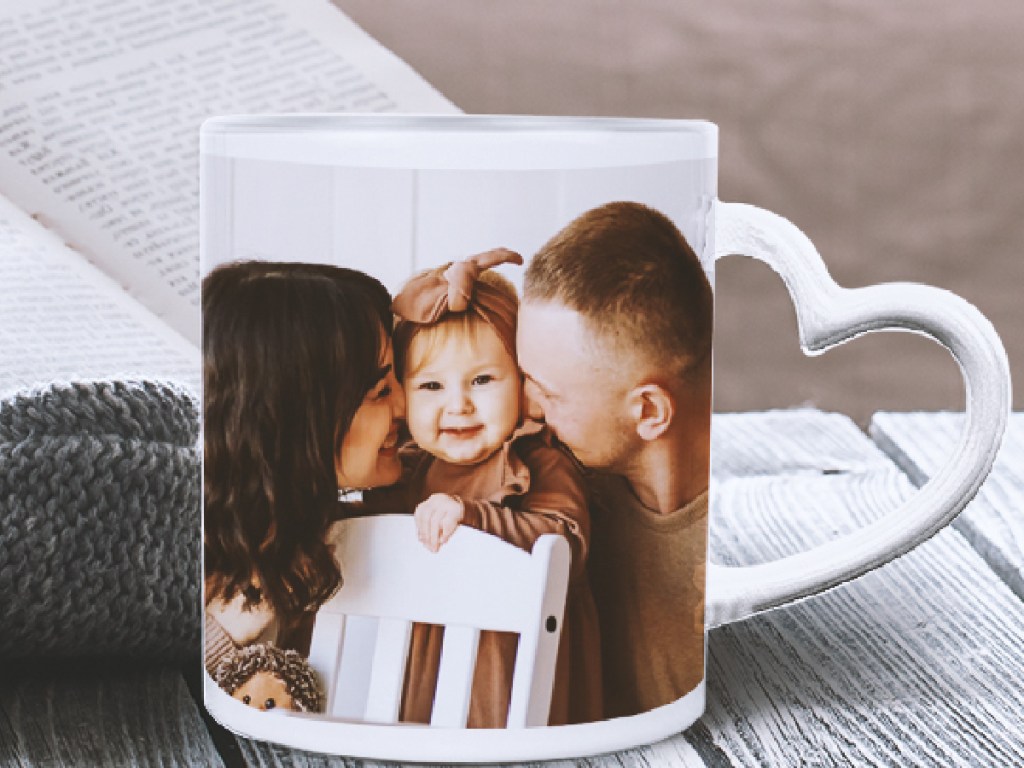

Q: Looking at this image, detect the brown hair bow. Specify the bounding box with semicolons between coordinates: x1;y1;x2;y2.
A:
392;248;524;358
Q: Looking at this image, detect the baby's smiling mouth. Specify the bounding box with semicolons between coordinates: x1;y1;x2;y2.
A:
440;425;483;439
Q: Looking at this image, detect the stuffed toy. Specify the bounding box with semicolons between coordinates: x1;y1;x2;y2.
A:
212;642;324;713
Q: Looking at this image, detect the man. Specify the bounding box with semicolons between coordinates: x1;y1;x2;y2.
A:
517;200;713;718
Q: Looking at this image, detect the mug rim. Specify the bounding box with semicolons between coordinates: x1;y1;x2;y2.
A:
202;112;718;136
204;670;706;762
200;114;718;169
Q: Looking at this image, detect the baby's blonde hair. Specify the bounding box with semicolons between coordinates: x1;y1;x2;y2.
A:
395;270;519;381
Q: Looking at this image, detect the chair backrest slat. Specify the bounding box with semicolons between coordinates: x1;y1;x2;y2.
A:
363;617;413;723
430;625;481;727
331;615;378;719
306;612;345;716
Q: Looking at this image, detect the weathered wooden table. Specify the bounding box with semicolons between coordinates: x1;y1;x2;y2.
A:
3;409;1022;767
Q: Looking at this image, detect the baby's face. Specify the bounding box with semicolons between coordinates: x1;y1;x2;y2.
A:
405;325;521;465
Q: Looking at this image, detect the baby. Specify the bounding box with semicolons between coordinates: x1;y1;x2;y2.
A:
369;248;602;727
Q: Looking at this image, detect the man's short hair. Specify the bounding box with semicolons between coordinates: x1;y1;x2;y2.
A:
524;201;712;381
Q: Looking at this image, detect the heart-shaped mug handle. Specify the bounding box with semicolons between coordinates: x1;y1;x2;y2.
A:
706;202;1011;627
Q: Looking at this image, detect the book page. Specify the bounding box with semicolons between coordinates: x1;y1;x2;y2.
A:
0;193;199;398
0;0;457;345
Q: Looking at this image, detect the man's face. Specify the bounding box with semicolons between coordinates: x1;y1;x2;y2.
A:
516;300;637;471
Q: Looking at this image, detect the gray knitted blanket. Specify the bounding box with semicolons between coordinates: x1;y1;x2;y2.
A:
0;380;200;659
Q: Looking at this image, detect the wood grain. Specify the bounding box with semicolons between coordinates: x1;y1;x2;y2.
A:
0;660;223;767
870;411;1024;599
712;409;893;484
698;410;1024;766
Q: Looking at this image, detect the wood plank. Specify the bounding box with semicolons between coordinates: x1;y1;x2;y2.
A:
712;408;893;482
696;410;1024;766
0;660;224;767
869;411;1024;599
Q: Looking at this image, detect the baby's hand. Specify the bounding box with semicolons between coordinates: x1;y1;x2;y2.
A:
414;493;465;553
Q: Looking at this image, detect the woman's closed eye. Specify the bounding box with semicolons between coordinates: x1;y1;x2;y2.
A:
371;383;392;401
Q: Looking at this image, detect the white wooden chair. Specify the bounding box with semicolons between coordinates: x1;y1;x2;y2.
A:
306;514;571;729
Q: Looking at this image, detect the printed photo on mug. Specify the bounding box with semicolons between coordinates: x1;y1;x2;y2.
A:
200;115;715;760
199;115;1009;764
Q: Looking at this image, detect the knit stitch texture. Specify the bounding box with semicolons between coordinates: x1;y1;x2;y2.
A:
0;380;200;659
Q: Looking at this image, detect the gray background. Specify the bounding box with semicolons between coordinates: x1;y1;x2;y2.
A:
336;0;1022;425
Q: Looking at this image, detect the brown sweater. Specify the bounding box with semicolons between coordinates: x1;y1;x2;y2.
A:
364;420;603;727
587;473;708;718
203;594;315;676
204;610;237;675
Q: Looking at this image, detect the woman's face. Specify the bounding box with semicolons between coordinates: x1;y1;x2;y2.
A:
335;339;405;490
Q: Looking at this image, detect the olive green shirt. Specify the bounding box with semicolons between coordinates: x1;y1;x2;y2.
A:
587;474;708;717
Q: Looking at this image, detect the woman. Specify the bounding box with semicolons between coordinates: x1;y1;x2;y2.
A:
202;261;404;671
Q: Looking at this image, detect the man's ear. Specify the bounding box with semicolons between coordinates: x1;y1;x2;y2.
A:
628;383;674;441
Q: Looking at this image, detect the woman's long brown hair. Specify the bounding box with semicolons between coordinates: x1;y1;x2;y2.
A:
203;261;392;615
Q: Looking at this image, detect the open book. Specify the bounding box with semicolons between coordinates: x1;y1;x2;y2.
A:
0;0;456;398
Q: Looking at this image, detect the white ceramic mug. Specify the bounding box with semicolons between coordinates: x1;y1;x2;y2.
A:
199;115;1010;763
